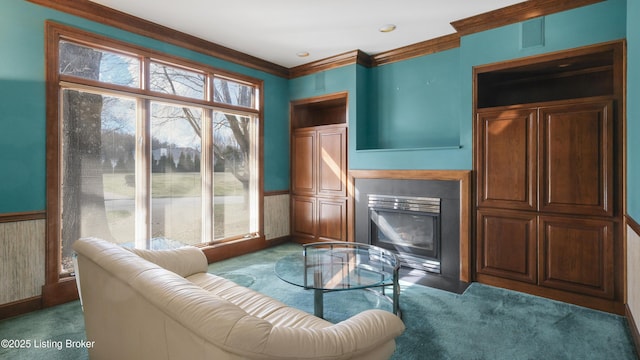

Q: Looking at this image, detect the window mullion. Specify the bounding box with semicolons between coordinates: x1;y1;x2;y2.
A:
135;98;151;249
202;109;214;244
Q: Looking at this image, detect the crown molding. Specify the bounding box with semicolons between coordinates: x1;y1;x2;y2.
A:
372;33;461;67
288;36;461;78
26;0;289;78
291;0;604;75
451;0;605;36
288;50;372;78
28;0;605;79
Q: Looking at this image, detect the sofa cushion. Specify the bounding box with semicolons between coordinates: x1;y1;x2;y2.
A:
127;245;208;277
188;272;333;329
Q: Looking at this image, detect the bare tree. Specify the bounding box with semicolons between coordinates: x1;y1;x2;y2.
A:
59;43;113;271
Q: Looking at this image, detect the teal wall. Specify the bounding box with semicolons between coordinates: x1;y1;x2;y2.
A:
628;0;640;221
0;0;290;213
0;0;633;214
367;48;461;150
286;1;627;173
350;0;627;171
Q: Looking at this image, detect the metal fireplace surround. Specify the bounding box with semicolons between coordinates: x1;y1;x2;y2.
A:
354;178;466;293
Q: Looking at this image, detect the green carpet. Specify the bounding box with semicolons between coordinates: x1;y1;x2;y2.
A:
0;242;637;359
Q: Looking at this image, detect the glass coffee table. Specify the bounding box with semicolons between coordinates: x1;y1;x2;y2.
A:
275;241;401;319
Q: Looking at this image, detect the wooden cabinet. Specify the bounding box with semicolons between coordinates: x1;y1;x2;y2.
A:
538;215;614;299
475;97;617;300
477;208;537;284
477;108;537;211
539;102;613;217
291;124;348;243
291;130;316;195
317;197;347;242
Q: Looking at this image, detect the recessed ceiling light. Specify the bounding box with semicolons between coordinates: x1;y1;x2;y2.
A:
379;24;397;33
297;51;310;57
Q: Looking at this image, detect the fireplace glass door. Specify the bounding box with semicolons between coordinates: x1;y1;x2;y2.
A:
368;195;441;273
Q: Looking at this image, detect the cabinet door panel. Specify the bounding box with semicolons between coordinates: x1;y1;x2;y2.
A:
291;196;316;240
317;126;347;197
539;101;613;216
291;130;316;195
539;216;614;299
317;198;347;242
476;209;537;283
476;109;537;210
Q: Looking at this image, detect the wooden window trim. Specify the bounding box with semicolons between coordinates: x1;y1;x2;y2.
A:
44;21;265;306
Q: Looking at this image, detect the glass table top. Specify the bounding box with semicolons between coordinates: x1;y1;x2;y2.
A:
275;242;399;291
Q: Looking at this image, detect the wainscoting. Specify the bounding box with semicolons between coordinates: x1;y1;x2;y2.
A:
0;218;45;304
627;219;640;353
264;193;290;240
0;194;291;319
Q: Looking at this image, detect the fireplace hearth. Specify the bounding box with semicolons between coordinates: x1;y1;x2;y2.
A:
354;177;469;294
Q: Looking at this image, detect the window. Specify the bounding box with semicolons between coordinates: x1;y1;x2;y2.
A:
48;24;262;276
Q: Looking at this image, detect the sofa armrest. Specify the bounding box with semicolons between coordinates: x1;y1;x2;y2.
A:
261;309;405;359
332;309;405;343
126;245;208;277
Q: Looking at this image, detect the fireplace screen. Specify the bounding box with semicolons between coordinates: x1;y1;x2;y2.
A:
368;195;441;273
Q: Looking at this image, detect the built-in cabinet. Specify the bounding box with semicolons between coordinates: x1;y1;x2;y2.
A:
476;98;615;299
290;93;348;243
474;42;624;313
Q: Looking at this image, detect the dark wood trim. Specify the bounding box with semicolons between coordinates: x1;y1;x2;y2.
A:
43;21;267;307
202;235;291;263
348;170;472;283
474;40;624;75
0;296;42;321
291;0;603;74
626;304;640;359
290;91;350;107
0;211;45;223
41;278;79;308
45;21;63;293
451;0;605;36
289;50;371;79
27;0;288;78
48;21;265;112
28;0;603;79
627;215;640;236
264;190;290;196
372;34;461;66
477;273;625;314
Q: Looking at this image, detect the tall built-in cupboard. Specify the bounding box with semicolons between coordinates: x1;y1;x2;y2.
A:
290;93;348;243
474;42;624;314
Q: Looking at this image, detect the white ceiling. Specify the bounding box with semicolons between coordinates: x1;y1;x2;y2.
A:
89;0;524;68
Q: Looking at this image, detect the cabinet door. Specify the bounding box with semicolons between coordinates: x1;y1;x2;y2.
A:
291;129;316;195
476;109;537;210
476;209;537;283
291;195;316;241
317;198;347;242
317;126;347;197
539;100;613;216
538;215;614;299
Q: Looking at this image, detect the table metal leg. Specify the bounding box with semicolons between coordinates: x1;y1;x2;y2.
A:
314;289;324;318
393;270;401;318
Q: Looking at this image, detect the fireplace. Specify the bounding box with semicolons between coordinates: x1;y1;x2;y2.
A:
353;174;470;293
368;195;441;273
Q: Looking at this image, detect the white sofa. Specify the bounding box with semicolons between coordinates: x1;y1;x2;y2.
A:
73;237;405;360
